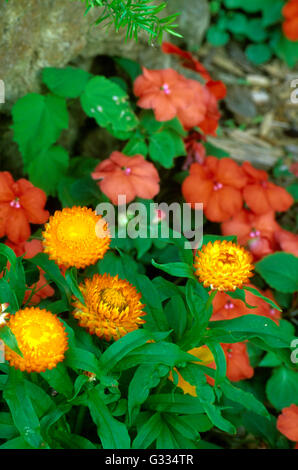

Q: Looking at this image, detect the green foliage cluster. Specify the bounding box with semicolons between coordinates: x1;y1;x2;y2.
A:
77;0;182;42
207;0;298;66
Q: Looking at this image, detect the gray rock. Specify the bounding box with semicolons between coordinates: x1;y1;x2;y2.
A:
0;0;210;108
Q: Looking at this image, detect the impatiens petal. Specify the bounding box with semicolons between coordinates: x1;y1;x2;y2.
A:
20;187;49;224
216;158;247;188
221;210;251;245
0;172;15;202
205;191;232;222
182;174;213;208
266;182;294;213
99;174;136;205
6;208;31;244
129;174;160;200
243;184;271;214
0;202;10;238
242;161;268;182
218;186;243;221
275;229;298;257
277;405;298;442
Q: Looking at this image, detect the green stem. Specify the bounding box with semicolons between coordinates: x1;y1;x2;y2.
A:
205;289;217;313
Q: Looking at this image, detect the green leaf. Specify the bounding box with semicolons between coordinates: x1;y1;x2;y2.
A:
115;341;197;371
221;381;269;418
80;76;138;134
31;253;71;302
245;19;267;43
202;402;236;434
12;93;68;166
122;133;148;156
65;346;101;376
0;243;26;309
244;285;281;311
246;44;272;65
128;364;169;424
65;267;85;305
152;259;195;279
98;329;169;373
207;26;230;46
54;430;97;449
41;363;73;398
208;314;294;349
262;1;283;27
148;129;186;168
255;252;298;293
144;394;205;414
114;57;142;82
164;295;187;341
42;67;91;98
226;13;248;34
27;145;69;196
87;387;131;449
0;325;23;357
274;34;298;67
287;183;298;202
3;369;44;448
266;367;298;410
132;412;162;449
0;412;18;440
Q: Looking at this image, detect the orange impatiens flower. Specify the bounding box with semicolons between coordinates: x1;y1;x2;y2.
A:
207;343;254;384
0;172;49;244
133;67;209;130
282;0;298;41
221;210;280;260
277;405;298;447
42;206;110;269
242;162;294;215
194;240;254;291
92;151;160;205
6;239;55;305
182;157;247;222
5;307;68;373
169;346;214;397
72;274;146;341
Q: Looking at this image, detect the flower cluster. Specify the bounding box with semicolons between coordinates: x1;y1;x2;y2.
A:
182;157;295;260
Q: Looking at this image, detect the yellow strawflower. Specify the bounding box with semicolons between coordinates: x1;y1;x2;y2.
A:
42;206;110;269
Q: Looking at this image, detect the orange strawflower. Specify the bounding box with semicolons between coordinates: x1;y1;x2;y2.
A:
282;0;298;41
242;162;294;215
182;157;247;222
0;172;49;244
72;274;146;341
42;206;110;269
5;307;68;373
92;151;160;205
277;405;298;446
194;240;254;291
169;346;214;396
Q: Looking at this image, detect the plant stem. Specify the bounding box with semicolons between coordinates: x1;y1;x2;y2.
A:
74;406;87;435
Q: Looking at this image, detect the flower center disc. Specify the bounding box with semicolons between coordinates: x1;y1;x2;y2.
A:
218;253;238;265
57;220;90;242
100;287;127;311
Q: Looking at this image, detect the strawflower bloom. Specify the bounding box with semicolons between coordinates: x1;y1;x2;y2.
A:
0;171;49;244
277;405;298;447
72;273;146;341
92;151;160;205
182;157;247;222
242;161;294;215
282;0;298;41
42;206;110;269
5;307;68;373
168;346;214;396
194;240;254;291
